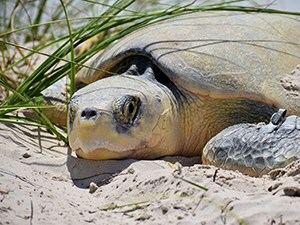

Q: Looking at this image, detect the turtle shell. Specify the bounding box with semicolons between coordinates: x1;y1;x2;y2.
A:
82;12;300;114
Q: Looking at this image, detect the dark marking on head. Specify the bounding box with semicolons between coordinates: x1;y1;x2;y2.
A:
113;55;187;109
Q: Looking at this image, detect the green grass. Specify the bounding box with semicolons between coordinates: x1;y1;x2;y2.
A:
1;0;300;143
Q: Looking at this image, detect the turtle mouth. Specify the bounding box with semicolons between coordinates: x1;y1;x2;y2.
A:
75;147;141;160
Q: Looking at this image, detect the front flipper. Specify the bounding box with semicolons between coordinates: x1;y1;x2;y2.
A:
202;109;300;177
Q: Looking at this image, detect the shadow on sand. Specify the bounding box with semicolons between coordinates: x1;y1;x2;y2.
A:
66;148;200;189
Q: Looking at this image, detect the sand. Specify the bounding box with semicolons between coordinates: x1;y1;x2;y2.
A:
0;122;300;225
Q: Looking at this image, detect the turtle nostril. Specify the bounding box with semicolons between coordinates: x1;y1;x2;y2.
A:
80;108;98;120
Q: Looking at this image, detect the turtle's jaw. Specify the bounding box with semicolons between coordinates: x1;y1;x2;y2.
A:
75;145;170;160
75;148;136;160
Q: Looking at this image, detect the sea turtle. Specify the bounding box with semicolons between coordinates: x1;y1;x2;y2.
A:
68;12;300;176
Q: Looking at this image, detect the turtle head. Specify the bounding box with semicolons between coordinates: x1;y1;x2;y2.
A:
68;74;180;160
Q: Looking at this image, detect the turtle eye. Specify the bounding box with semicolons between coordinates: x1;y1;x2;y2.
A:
113;95;141;125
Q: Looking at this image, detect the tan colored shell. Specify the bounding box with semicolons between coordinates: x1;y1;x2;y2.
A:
84;12;300;115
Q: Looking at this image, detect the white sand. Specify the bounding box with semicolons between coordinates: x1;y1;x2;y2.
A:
0;122;300;225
